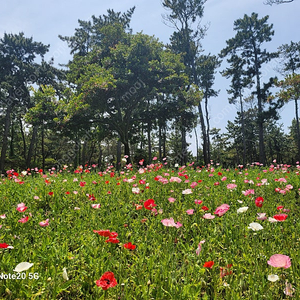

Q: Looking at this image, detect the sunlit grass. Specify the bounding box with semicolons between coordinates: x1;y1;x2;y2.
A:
0;163;299;299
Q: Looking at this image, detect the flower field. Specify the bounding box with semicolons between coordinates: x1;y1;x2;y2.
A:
0;161;299;299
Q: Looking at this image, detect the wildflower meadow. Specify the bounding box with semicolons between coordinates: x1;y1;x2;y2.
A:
0;160;299;299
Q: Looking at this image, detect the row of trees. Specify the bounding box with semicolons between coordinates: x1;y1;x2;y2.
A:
0;2;299;172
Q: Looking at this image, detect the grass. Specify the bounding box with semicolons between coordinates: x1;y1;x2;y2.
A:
0;162;299;299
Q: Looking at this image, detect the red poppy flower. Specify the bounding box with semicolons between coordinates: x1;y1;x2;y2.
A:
88;194;96;201
16;206;28;212
96;271;118;290
105;237;120;243
124;242;136;250
201;206;209;211
218;172;222;176
144;199;156;210
79;181;86;187
109;232;118;238
48;192;54;196
255;197;264;207
0;243;9;248
277;206;284;210
273;214;288;221
93;230;111;237
203;261;214;268
65;191;70;195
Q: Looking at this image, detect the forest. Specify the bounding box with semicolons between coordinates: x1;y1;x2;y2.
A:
1;0;300;172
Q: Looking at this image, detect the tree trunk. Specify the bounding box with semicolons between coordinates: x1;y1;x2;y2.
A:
198;104;208;165
98;145;103;169
26;125;38;168
81;140;87;166
163;127;166;158
181;124;187;165
42;121;45;171
0;104;12;173
295;98;300;162
240;94;246;166
9;118;14;158
255;53;265;165
147;121;152;164
19;118;27;161
194;127;199;162
88;141;96;166
124;141;130;162
116;137;121;170
158;125;162;160
205;95;211;162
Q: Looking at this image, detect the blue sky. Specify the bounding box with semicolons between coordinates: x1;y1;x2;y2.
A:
1;0;299;153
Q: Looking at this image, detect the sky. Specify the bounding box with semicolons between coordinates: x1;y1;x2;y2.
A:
1;0;299;154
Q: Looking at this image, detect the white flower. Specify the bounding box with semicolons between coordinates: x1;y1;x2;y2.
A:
237;200;243;203
237;206;248;213
174;163;179;168
62;268;69;281
248;222;263;231
182;189;193;195
21;171;27;176
132;187;140;194
267;274;279;282
13;262;34;272
268;217;278;223
121;158;127;162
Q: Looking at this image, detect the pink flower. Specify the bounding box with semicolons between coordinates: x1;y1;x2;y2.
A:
214;204;230;216
242;189;255;196
267;254;291;269
196;240;206;256
161;218;182;228
170;177;182;183
168;197;176;203
0;214;6;219
194;199;203;205
227;184;237;189
16;203;27;212
91;204;101;209
284;281;295;297
221;176;227;181
190;182;198;188
203;213;215;219
186;209;194;215
39;219;49;227
278;178;287;183
18;216;29;223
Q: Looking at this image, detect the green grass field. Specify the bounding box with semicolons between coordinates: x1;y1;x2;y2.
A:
0;162;298;299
